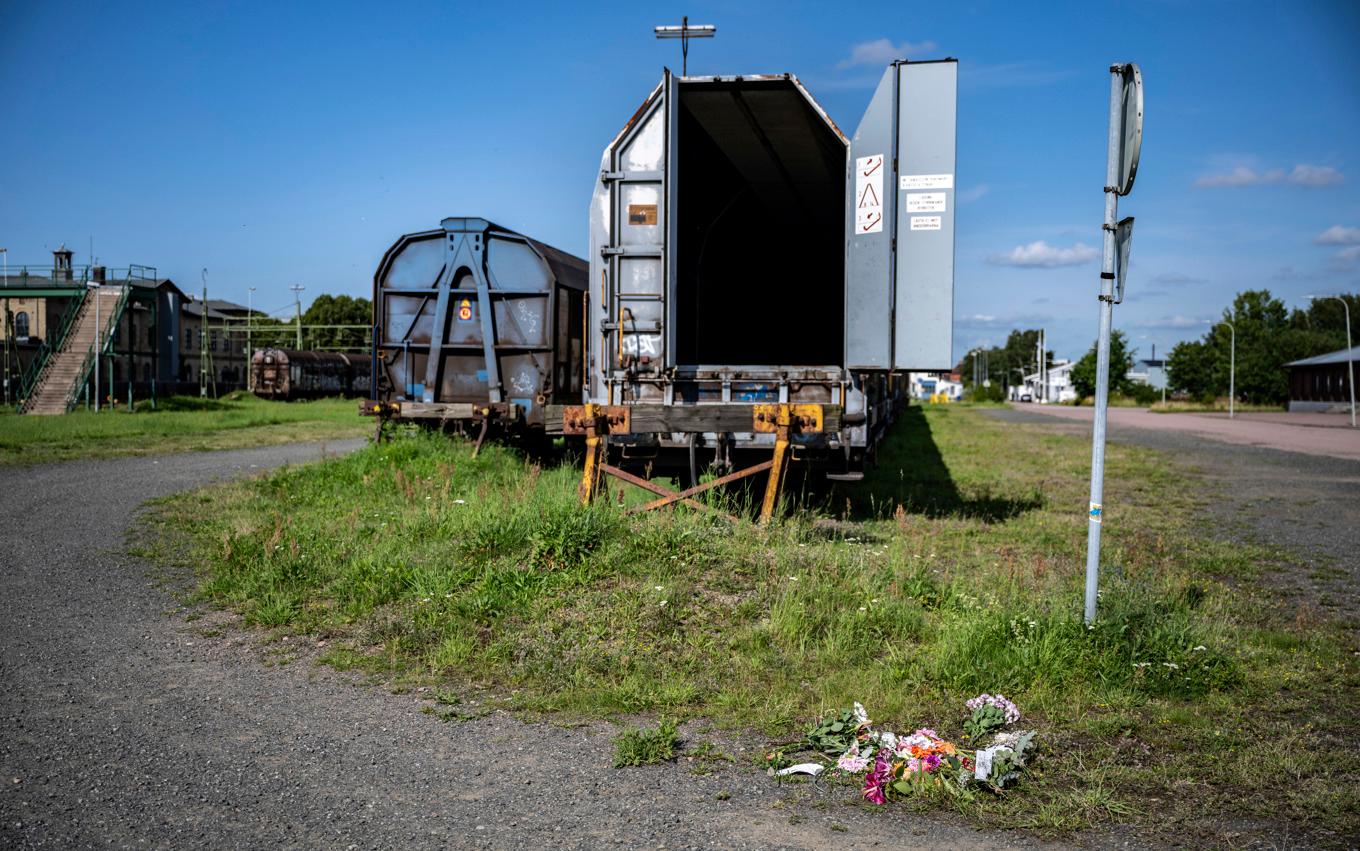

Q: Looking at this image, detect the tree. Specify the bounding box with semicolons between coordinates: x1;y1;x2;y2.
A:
302;294;371;350
1166;339;1217;399
1165;289;1356;405
953;329;1049;391
1070;330;1135;401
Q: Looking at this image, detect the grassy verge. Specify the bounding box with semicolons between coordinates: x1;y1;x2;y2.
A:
0;392;368;464
147;405;1358;846
1149;400;1286;414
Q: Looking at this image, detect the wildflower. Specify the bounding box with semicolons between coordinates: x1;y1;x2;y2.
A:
654;586;664;591
965;694;1020;725
862;751;891;805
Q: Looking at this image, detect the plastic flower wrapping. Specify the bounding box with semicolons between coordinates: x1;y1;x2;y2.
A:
794;694;1036;804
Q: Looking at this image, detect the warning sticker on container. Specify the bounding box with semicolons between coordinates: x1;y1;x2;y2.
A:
855;154;884;234
906;192;947;213
910;216;942;231
901;173;954;190
627;204;657;226
456;298;474;323
1089;502;1103;524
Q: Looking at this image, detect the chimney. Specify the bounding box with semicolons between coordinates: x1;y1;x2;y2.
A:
92;265;106;284
53;245;74;281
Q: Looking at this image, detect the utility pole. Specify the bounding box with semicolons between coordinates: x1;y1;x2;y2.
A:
200;269;209;398
654;17;716;76
247;286;256;391
291;284;305;349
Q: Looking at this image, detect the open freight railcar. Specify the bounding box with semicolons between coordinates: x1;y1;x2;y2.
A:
365;217;587;447
548;62;957;518
252;348;370;400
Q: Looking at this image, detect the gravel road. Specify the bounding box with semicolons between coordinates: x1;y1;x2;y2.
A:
984;406;1360;620
0;439;1062;850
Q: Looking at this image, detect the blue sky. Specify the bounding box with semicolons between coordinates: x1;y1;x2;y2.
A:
2;0;1357;363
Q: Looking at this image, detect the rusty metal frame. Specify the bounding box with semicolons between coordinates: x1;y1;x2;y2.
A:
577;402;819;524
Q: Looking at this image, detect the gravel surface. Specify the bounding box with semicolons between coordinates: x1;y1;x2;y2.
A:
0;439;1071;850
984;406;1360;621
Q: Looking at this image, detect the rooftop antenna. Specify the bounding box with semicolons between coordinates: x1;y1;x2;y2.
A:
654;16;715;76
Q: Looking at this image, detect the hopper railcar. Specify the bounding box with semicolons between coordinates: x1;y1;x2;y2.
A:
364;217;587;447
251;348;371;400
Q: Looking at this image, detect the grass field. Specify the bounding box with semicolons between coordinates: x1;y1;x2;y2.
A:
0;393;368;465
146;405;1359;845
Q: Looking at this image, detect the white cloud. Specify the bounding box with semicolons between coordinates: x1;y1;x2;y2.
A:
957;313;1053;329
837;38;937;69
987;241;1099;268
957;184;990;204
1193;166;1284;188
1153;272;1205;285
1193;163;1344;189
1132;315;1210;330
1335;245;1360;265
1289;164;1345;187
1315;225;1360;245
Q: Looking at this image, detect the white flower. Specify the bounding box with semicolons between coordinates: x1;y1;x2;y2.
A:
654;585;664;591
875;730;897;752
852;702;870;726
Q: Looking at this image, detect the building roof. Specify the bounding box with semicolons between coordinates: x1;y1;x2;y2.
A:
1285;345;1359;367
181;297;253;321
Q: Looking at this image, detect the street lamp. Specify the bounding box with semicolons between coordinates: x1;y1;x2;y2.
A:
1208;318;1235;418
247;287;256;391
1307;295;1356;428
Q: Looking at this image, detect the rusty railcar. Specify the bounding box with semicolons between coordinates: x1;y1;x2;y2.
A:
251;348;370;400
549;63;958;520
365;217;587;445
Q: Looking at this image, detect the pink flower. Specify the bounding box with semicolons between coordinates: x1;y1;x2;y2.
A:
862;750;891;805
923;753;942;772
905;757;922;774
837;751;869;773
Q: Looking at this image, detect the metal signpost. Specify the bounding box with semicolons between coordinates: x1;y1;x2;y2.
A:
1084;63;1142;625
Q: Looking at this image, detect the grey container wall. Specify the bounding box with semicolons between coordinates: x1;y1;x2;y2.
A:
372;217;587;428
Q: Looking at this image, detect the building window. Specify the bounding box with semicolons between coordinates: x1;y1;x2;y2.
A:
15;311;29;337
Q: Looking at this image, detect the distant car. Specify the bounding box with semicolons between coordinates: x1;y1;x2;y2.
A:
1019;393;1033;402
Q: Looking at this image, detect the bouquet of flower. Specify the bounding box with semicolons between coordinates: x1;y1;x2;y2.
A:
809;694;1035;804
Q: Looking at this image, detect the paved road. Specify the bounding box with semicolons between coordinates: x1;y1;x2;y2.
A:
986;406;1360;618
0;440;1057;851
1003;404;1360;461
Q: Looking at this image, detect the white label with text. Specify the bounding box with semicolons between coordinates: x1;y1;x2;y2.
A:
906;192;947;213
901;173;954;190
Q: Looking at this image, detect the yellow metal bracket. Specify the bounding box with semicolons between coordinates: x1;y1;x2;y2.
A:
752;403;823;434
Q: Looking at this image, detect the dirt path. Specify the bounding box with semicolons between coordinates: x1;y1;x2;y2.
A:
985;405;1360;620
0;440;1060;850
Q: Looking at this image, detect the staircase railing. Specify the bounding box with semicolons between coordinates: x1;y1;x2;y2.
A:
17;289;89;409
65;286;131;412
